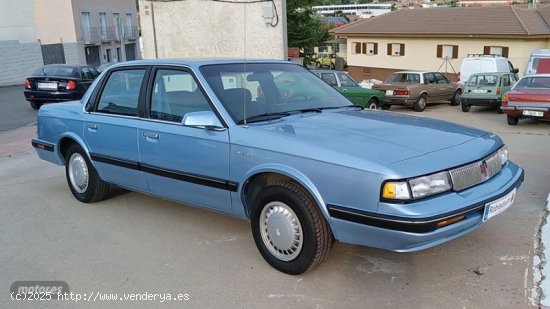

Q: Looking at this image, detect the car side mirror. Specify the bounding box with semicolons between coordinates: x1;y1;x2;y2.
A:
183;111;225;131
512;68;519;74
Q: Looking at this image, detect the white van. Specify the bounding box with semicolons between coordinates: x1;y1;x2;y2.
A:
458;55;518;84
524;49;550;75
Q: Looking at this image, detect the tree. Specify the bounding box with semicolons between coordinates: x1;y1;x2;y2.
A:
287;0;329;65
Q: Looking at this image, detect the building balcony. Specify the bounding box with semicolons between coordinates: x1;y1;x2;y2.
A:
124;26;139;40
82;27;118;43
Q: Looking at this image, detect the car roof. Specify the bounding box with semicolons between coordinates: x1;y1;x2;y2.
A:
390;71;435;74
469;72;510;77
42;64;87;69
107;59;293;71
520;74;550;79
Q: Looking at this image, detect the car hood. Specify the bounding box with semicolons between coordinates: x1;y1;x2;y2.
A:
240;110;492;168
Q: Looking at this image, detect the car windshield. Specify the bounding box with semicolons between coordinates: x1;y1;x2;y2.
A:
200;63;353;124
468;75;498;86
33;66;76;77
386;73;420;83
514;76;550;89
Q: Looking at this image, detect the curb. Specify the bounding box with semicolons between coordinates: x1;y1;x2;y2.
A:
538;193;550;307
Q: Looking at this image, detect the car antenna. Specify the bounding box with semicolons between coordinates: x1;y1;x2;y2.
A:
242;3;247;126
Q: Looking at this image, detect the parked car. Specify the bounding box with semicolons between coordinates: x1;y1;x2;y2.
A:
314;52;346;69
524;49;550;75
501;74;550;125
458;54;518;85
24;64;99;109
311;70;385;109
461;72;518;112
372;71;462;112
32;60;524;275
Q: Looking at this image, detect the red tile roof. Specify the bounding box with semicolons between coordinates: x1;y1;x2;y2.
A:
332;5;550;38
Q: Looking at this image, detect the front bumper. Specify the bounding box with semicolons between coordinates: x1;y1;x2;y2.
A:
327;162;524;252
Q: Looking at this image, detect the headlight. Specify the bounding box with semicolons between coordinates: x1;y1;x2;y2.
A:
382;171;452;201
497;145;508;166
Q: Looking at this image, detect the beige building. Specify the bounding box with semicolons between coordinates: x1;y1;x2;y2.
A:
332;6;550;82
138;0;286;60
0;0;139;86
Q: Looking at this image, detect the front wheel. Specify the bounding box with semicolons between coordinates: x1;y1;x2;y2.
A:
251;181;332;275
450;90;461;106
413;94;427;112
65;144;110;203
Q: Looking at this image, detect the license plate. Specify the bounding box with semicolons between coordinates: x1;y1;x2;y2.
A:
483;188;516;222
523;110;544;117
386;90;394;96
472;89;487;93
37;82;57;90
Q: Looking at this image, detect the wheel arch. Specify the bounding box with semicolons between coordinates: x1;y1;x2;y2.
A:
240;165;329;221
57;133;92;165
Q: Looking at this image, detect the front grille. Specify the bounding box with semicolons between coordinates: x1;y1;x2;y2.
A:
449;151;502;191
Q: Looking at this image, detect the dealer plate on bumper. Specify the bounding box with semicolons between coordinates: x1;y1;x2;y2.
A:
483;188;516;222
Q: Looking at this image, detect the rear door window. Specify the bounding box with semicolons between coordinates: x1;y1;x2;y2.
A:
95;69;146;116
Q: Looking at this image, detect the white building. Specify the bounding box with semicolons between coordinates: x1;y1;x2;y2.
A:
312;4;392;19
0;0;140;86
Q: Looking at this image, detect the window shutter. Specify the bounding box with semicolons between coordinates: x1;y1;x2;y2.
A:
437;45;442;58
452;45;458;59
502;47;509;58
355;43;361;54
400;44;405;56
387;43;392;55
362;43;367;54
483;46;490;55
373;43;378;55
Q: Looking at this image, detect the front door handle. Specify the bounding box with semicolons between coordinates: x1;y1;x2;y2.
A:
87;124;98;131
143;132;159;141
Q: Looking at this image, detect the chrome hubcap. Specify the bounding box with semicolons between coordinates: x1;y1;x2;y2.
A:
68;153;89;193
419;98;426;109
260;201;303;261
368;102;377;109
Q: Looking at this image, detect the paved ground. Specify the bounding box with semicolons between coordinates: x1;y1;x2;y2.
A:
0;85;37;132
1;103;549;308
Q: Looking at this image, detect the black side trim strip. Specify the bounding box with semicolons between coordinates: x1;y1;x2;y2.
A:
140;163;238;192
90;154;140;171
31;139;54;152
90;153;238;192
328;169;524;234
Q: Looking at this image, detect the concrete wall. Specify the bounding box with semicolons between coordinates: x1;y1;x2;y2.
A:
139;0;286;60
345;37;549;81
0;41;43;85
34;0;77;44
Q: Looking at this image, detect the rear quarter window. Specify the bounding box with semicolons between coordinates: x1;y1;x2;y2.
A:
95;69;146;116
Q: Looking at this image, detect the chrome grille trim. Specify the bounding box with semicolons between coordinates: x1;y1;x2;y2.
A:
449;151;502;191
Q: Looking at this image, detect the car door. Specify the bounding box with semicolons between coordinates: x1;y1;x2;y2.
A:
84;67;149;191
336;72;372;105
433;72;455;100
80;67;97;91
423;73;439;102
138;67;232;212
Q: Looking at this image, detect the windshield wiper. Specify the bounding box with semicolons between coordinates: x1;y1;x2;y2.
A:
238;112;293;124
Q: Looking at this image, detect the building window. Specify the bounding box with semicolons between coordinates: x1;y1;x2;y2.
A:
484;46;509;58
387;43;405;56
99;12;108;40
437;45;458;59
364;42;377;55
352;42;360;54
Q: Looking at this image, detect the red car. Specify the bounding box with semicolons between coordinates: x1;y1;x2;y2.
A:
501;74;550;125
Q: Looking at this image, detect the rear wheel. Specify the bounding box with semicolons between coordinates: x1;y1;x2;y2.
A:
30;101;42;110
413;94;427;112
65;144;110;203
450;90;461;106
461;102;471;112
251;180;332;275
367;98;379;110
507;115;519;126
380;104;391;110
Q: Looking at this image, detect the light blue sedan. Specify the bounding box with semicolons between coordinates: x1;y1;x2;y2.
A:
32;60;524;274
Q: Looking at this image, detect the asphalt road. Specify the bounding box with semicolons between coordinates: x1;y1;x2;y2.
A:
0;85;37;132
1;103;549;308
